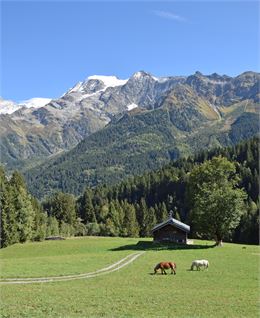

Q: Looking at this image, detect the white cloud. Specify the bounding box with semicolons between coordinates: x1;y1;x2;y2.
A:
152;10;187;22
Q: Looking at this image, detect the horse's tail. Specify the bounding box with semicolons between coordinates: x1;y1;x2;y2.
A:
174;262;177;269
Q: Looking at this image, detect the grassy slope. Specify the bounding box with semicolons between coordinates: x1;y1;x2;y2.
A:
0;237;259;318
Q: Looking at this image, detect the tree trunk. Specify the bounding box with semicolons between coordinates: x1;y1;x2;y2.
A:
215;234;223;246
216;239;223;246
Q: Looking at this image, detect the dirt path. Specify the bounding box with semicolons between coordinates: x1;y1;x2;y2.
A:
0;252;145;285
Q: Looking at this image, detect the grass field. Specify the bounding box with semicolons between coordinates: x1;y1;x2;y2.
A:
0;236;259;318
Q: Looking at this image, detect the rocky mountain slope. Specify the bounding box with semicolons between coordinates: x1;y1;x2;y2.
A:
0;71;186;171
19;71;259;198
1;70;259;197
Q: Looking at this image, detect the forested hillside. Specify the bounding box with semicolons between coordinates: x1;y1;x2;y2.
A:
24;103;259;198
1;137;258;248
71;137;259;244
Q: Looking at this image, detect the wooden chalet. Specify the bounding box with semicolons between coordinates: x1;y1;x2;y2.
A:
151;211;190;244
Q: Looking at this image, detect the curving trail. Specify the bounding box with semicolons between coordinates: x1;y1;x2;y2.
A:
0;252;145;285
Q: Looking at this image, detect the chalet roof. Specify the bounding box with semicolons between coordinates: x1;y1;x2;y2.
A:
151;217;190;233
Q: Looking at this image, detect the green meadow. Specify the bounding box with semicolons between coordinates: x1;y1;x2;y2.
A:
0;237;259;318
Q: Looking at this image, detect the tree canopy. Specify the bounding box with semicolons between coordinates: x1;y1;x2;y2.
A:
188;156;247;244
1;137;258;248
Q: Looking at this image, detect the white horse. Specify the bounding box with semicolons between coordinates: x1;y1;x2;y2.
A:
191;259;209;271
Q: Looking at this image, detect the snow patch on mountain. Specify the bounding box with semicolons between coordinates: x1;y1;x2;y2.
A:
152;76;169;83
87;75;128;88
132;71;169;83
133;71;144;79
19;98;52;108
67;82;84;94
0;98;20;114
0;97;51;115
127;103;138;111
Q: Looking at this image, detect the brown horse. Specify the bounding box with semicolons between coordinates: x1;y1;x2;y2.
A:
154;262;177;275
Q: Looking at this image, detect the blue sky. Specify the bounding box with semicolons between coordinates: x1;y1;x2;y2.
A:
1;0;259;101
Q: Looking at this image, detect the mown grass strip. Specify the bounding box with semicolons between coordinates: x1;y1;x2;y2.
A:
0;252;145;284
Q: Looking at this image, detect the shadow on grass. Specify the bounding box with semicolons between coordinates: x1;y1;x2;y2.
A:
110;240;216;251
149;273;176;276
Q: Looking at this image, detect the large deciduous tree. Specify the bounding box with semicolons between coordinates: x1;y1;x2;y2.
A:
188;157;247;245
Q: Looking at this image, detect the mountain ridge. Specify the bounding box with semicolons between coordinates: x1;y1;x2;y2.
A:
20;70;259;198
0;71;259;190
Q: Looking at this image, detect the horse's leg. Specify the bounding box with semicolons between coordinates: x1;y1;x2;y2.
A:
170;266;176;275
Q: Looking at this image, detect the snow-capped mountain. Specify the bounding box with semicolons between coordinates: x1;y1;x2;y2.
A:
0;71;259;173
67;75;128;95
0;97;52;114
18;98;52;109
0;98;20;114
